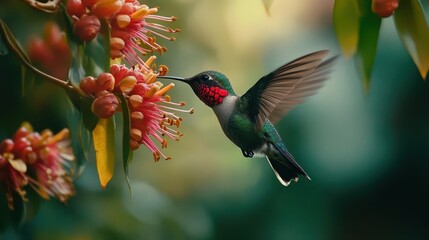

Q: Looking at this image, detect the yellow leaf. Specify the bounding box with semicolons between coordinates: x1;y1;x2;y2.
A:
333;0;360;57
92;118;115;189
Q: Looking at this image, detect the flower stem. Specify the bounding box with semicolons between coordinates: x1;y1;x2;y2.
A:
0;19;85;98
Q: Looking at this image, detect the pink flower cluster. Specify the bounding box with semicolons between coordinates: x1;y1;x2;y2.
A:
80;57;193;161
66;0;179;66
0;124;75;210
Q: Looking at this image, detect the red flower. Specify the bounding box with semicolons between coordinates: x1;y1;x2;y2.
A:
109;1;179;66
110;59;193;160
0;124;75;210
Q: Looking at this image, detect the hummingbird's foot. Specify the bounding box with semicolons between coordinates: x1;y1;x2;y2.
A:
242;149;254;158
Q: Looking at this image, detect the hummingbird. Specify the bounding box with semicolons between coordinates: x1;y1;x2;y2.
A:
158;50;336;186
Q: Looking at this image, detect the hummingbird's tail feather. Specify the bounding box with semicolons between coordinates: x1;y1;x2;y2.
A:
266;156;310;187
266;142;310;186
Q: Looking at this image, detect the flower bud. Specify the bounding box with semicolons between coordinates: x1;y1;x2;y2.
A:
115;14;131;28
66;0;87;18
13;127;29;142
90;0;123;18
0;139;14;154
96;73;115;92
109;64;121;75
110;37;125;50
131;111;144;121
129;95;143;108
372;0;399;18
130;139;140;150
73;15;101;41
118;75;137;93
110;49;123;59
91;93;119;118
80;76;97;94
130;128;142;141
118;2;134;15
82;0;97;7
28;38;54;64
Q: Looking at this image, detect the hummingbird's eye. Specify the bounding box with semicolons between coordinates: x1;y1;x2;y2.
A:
202;74;210;81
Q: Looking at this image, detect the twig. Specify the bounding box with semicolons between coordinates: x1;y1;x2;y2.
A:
22;0;62;13
0;19;85;97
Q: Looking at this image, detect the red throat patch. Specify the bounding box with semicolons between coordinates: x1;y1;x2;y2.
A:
198;85;228;106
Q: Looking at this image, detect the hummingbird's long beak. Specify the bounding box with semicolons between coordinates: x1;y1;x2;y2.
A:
157;75;188;83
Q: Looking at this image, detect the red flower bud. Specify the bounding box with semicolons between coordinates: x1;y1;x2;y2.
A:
95;73;115;92
82;0;97;8
73;15;101;41
91;93;119;118
66;0;87;18
372;0;399;18
80;76;97;94
118;2;134;15
0;139;14;154
13;127;29;142
90;0;123;18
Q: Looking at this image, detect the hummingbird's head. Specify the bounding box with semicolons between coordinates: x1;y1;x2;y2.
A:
158;71;236;107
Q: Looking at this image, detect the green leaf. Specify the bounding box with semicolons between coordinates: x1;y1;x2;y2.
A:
82;19;111;76
66;99;90;173
81;96;99;132
60;7;86;86
118;93;132;193
394;0;429;80
100;18;111;72
333;0;360;57
262;0;274;15
354;0;381;90
92;118;116;189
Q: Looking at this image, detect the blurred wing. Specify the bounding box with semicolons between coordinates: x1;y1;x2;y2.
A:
268;56;337;124
241;50;335;128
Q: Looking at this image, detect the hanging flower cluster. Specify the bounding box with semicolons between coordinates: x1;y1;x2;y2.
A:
80;56;193;161
0;124;75;210
27;22;71;80
67;0;179;66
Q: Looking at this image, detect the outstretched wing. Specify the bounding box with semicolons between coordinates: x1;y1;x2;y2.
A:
240;50;336;128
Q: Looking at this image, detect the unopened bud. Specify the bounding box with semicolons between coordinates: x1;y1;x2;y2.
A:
73;15;101;41
80;76;96;94
96;73;115;92
110;37;125;50
109;64;121;75
91;93;119;118
118;75;137;93
66;0;87;18
13;127;29;142
131;111;144;121
82;0;97;7
118;2;134;15
129;95;143;108
115;14;131;28
372;0;399;18
90;0;123;18
130;128;142;141
130;139;140;150
0;139;14;154
110;49;123;59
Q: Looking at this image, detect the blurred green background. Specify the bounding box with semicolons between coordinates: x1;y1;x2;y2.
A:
1;0;429;239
